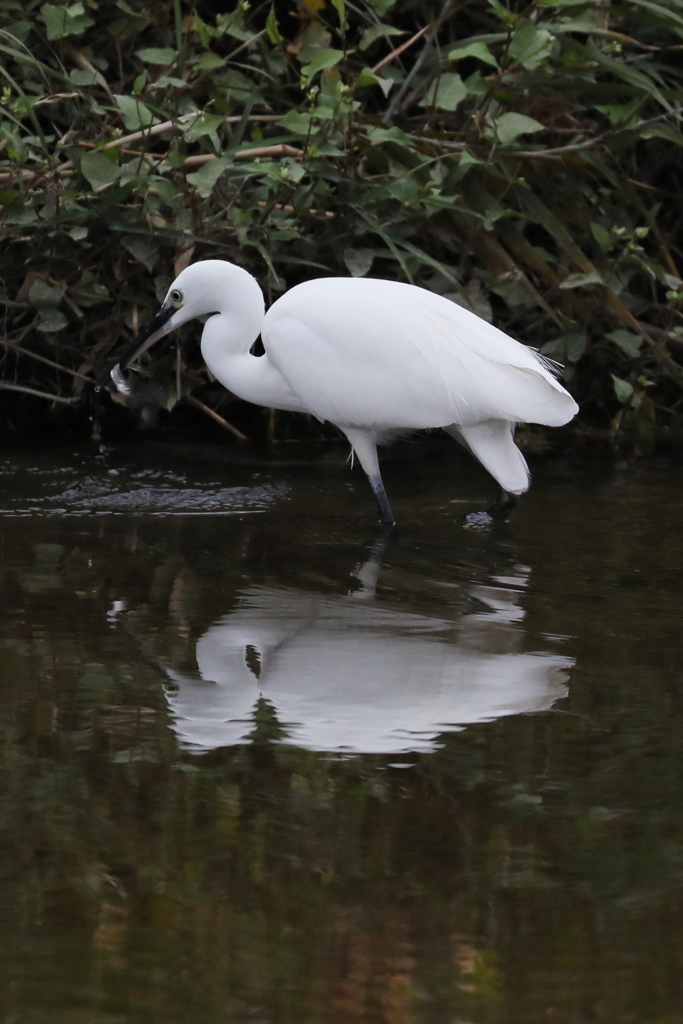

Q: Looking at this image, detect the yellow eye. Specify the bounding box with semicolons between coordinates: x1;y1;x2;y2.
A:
171;288;183;304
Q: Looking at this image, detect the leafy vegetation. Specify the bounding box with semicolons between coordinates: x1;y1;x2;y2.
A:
1;0;683;444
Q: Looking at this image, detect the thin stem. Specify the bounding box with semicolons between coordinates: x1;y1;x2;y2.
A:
0;380;78;404
0;340;91;381
186;395;248;440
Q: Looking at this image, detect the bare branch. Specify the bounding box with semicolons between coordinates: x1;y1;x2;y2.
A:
0;340;92;382
186;395;248;440
0;381;79;404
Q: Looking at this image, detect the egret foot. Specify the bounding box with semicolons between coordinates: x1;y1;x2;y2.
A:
463;490;518;528
488;490;518;520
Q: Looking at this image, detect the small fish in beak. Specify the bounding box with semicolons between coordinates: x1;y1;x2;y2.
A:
109;364;132;397
95;304;177;392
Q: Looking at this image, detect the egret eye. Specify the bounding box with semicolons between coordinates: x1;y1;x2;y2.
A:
171;288;183;304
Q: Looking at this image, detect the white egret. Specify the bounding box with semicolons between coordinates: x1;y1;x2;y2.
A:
100;259;578;525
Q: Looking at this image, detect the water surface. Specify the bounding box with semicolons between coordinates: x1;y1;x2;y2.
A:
1;438;682;1023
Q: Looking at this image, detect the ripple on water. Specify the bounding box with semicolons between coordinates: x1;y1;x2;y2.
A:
0;453;286;516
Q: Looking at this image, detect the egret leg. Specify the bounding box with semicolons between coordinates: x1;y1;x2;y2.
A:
342;428;396;527
369;473;396;527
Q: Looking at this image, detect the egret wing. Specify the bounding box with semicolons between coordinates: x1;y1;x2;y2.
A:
263;278;577;431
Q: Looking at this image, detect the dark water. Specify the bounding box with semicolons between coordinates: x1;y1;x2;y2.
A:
1;437;682;1023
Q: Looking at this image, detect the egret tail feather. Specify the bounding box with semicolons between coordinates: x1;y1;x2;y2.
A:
446;420;530;495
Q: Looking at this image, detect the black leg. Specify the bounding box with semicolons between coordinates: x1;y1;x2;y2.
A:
369;473;396;528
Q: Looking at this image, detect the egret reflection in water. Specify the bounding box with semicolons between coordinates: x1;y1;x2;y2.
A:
153;557;572;755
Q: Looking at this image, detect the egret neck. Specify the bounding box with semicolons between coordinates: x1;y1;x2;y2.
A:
199;308;307;414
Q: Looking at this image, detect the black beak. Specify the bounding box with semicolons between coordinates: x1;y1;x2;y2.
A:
95;305;176;390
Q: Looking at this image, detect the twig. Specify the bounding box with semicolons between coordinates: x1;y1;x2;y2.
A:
407;111;682;161
186;395;248;440
256;200;335;218
62;41;114;100
96;113;283;153
0;142;304;191
636;320;683;348
0;340;91;381
512;111;681;157
371;23;432;75
182;144;302;165
554;24;673;52
75;141;302;163
383;1;454;123
34;93;80;106
0;381;78;404
226;29;267;62
509;138;609;159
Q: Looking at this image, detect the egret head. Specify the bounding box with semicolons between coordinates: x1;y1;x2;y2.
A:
96;260;254;389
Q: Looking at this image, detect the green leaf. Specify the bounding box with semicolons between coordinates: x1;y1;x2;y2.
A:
301;49;345;83
114;94;157;131
640;122;683;147
594;100;641;127
387;175;420;204
612;374;634;403
364;0;397;13
587;39;669;108
508;20;554;69
155;74;187;89
186;156;231;197
458;150;483;173
265;6;283;44
135;47;177;65
625;0;683;31
360;23;405;50
194;52;225;71
448;41;498;67
344;248;375;277
543;332;587;364
487;0;517;25
36;307;69;332
182;112;225;142
121;235;159;272
608;330;643;357
29;280;64;307
566;332;588;363
490;112;544;145
81;150;121;190
590;222;613;253
280;110;313;135
355;68;393;97
559;271;602;289
40;3;94;40
279;157;305;183
363;125;412;145
69;68;99;87
0;191;25;211
152;178;182;204
331;0;348;33
420;72;467;112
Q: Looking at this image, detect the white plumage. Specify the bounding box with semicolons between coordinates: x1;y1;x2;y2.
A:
107;259;578;524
